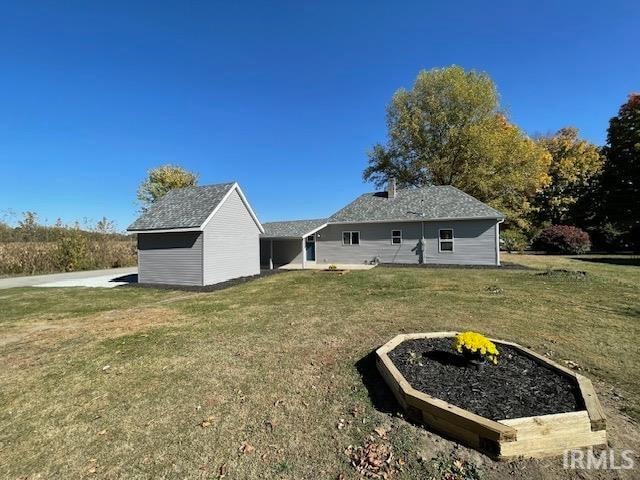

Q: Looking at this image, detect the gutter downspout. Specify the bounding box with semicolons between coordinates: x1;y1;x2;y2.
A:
496;219;504;266
420;221;426;264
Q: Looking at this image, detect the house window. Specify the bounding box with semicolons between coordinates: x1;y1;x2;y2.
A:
391;230;402;245
439;229;454;252
342;231;360;246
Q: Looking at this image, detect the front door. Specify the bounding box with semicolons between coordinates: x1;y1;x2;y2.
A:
305;235;316;262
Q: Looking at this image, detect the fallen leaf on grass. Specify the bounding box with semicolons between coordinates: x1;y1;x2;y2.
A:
97;429;107;436
265;420;276;433
345;436;403;479
374;426;390;440
200;416;215;428
239;441;255;454
564;360;581;370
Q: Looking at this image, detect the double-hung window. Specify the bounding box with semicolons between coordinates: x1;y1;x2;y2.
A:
342;231;360;246
439;229;454;252
391;230;402;245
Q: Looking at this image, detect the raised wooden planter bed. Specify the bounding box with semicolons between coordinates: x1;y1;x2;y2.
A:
376;332;607;460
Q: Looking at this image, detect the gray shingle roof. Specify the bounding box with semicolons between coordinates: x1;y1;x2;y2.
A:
261;219;327;239
128;182;236;231
328;185;503;223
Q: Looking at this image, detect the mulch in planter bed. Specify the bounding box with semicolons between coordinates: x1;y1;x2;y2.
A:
388;338;583;421
123;269;286;292
377;262;532;270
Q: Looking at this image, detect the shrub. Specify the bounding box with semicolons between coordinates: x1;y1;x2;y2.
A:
535;225;591;254
500;229;528;253
56;234;89;271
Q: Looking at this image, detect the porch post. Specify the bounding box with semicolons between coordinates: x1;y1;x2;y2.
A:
301;237;306;269
269;239;273;270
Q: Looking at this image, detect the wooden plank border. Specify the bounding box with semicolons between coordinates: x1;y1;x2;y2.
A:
375;332;607;459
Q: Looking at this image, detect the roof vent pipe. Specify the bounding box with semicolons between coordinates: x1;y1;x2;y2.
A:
387;177;397;199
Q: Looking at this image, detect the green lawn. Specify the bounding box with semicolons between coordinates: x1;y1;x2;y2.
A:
1;255;639;479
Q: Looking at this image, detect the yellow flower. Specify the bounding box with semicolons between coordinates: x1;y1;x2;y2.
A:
452;331;499;365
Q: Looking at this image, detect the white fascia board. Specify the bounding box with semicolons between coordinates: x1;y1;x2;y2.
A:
260;235;303;240
261;223;328;240
199;183;265;234
301;223;328;237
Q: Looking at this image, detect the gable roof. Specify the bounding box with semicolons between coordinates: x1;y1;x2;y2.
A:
261;219;328;239
328;185;503;223
127;182;264;233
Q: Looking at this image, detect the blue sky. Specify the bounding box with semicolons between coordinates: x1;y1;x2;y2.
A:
0;1;638;231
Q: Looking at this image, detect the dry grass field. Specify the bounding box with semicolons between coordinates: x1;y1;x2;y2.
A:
0;240;136;277
1;254;639;479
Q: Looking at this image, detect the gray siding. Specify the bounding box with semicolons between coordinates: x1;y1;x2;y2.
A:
422;220;498;265
260;238;303;267
202;188;261;284
315;220;498;266
137;232;203;285
316;222;422;264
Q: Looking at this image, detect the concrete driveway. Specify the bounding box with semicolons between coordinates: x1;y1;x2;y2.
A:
0;267;138;289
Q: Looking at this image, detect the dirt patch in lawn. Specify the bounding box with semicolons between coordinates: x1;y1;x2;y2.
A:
0;306;185;354
388;338;583;420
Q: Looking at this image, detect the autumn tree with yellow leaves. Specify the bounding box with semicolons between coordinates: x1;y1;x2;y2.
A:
137;164;199;211
363;66;551;230
533;127;603;226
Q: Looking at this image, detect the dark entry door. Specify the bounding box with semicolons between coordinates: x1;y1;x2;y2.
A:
305;235;316;261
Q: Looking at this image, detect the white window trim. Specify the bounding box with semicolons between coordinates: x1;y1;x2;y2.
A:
391;229;402;245
438;228;454;253
342;231;360;246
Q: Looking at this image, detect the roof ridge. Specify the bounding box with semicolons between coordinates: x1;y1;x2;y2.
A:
263;218;327;224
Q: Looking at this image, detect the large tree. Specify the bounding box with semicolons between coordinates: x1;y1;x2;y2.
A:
363;66;550;230
533;127;603;225
598;93;640;248
137;165;198;210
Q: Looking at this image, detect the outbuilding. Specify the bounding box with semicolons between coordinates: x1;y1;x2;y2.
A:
128;182;264;286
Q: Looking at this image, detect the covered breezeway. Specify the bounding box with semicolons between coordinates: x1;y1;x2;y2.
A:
259;219;327;269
